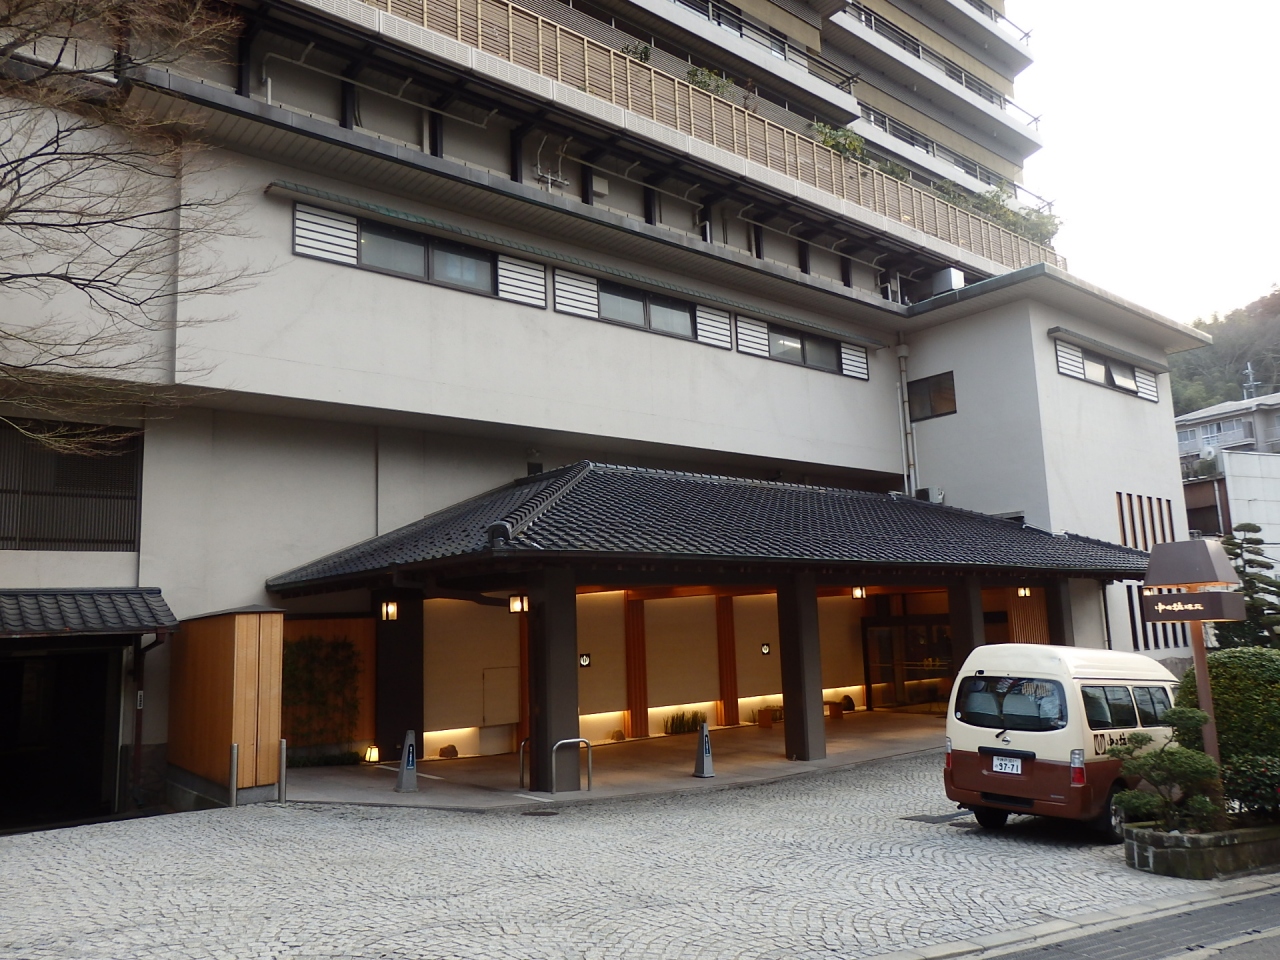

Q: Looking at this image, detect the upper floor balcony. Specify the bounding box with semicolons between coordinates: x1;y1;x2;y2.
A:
1177;421;1256;457
290;0;1064;271
911;0;1032;77
824;1;1042;163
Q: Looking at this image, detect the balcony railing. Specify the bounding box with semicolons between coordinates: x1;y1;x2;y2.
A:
361;0;1065;270
845;2;1040;127
959;0;1031;44
1180;425;1256;456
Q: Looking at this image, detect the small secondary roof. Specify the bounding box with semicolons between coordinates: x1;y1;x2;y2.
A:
1175;390;1280;425
0;588;178;639
268;462;1149;593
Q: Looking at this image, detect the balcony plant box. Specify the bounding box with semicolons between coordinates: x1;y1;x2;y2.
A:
1124;821;1280;880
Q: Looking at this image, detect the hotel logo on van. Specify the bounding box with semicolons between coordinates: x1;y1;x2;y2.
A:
1140;591;1245;623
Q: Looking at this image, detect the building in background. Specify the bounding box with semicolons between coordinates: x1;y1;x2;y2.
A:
1;0;1206;825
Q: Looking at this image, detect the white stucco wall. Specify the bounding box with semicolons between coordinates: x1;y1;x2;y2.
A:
1223;450;1280;564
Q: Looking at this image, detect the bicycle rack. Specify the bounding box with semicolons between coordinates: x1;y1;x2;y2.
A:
518;737;530;788
550;738;592;794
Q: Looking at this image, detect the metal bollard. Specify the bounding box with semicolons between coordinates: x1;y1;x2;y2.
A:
229;743;239;808
278;738;287;802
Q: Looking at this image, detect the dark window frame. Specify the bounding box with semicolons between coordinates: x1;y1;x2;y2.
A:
908;371;957;422
766;323;842;373
356;219;497;297
1079;347;1139;395
595;279;698;342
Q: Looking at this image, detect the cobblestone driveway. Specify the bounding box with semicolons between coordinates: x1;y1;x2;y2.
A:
0;751;1204;960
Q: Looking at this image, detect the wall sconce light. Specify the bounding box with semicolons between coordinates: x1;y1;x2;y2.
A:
1016;587;1032;598
380;601;398;621
760;643;771;655
579;653;591;667
509;595;529;614
363;745;380;763
851;586;867;599
1142;587;1156;596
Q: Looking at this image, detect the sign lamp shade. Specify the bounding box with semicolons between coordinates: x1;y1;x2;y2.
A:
1144;539;1240;590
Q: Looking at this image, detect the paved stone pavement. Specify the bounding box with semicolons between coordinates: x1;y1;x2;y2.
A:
0;751;1212;960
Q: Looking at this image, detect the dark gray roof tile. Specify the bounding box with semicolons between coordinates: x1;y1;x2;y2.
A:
0;589;178;638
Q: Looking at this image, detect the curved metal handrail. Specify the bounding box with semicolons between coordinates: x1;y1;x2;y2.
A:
550;738;593;794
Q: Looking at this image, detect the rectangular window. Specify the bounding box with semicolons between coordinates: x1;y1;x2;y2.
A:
804;335;840;372
431;241;494;293
360;222;426;277
908;371;957;422
1176;428;1196;443
594;281;696;340
768;327;804;364
0;421;142;552
599;281;645;326
1081;685;1139;730
1133;686;1172;726
648;295;694;338
1054;335;1159;401
956;676;1067;732
766;325;842;371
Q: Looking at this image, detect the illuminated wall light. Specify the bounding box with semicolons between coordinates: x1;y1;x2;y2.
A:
851;586;867;599
760;642;771;655
508;594;529;614
380;601;398;621
1016;587;1032;598
363;745;380;763
579;653;592;667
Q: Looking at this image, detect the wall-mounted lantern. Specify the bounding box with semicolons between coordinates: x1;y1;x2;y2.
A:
508;595;529;614
1143;538;1244;764
1016;586;1032;598
579;653;591;667
851;587;867;599
380;601;398;621
760;643;771;655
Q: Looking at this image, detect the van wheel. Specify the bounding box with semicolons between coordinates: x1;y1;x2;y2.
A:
972;806;1009;829
1094;784;1126;844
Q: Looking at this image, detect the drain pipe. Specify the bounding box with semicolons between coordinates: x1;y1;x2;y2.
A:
896;339;918;495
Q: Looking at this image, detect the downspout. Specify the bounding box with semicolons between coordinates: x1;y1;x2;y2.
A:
896;338;918;495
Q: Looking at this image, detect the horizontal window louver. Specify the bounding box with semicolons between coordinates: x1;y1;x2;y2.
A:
1055;340;1086;379
735;317;770;356
695;307;732;349
1135;368;1159;402
294;204;358;265
497;256;547;307
0;422;142;552
840;343;870;380
553;270;599;317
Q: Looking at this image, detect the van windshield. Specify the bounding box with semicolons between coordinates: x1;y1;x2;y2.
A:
956;676;1067;731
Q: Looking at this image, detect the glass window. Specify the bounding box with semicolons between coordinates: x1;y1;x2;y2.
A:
648;295;694;338
360;223;426;277
1081;685;1140;730
599;282;646;326
1081;350;1108;384
955;676;1067;732
769;328;804;364
1133;686;1172;726
1108;359;1138;393
908;372;957;421
804;335;840;372
431;241;493;293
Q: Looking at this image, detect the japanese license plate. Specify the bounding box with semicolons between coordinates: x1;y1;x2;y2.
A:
992;756;1022;775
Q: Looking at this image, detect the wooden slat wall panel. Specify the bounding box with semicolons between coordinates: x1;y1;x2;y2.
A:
1008;588;1050;645
232;614;260;789
254;614;284;786
167;615;236;788
376;0;1067;272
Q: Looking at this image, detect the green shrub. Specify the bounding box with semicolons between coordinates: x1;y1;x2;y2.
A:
287;751;361;769
664;710;708;735
1108;708;1227;833
810;122;864;159
1176;647;1280;758
686;67;734;97
282;635;361;749
1222;755;1280;819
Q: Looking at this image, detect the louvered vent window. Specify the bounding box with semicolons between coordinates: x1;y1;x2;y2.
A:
0;421;142;552
737;317;869;379
1055;338;1159;402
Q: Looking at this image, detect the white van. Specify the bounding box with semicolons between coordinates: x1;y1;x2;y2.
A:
944;644;1178;841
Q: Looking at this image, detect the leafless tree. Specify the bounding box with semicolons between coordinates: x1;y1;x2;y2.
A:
1;0;247;452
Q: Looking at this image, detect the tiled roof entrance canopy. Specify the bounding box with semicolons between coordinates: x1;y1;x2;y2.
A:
268;462;1147;592
0;588;178;639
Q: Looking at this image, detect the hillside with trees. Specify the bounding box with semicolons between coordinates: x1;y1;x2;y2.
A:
1171;288;1280;415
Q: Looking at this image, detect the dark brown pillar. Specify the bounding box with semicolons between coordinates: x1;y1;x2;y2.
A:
1046;579;1075;646
715;595;739;726
517;612;530;747
778;572;825;761
373;588;424;760
624;593;648;738
528;568;579;791
947;576;984;670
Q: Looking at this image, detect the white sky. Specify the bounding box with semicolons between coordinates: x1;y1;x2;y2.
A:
1003;1;1280;326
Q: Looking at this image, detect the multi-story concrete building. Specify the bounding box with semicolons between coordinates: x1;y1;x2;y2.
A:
1;0;1207;825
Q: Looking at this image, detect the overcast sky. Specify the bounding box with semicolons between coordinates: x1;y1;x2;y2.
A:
1003;1;1278;327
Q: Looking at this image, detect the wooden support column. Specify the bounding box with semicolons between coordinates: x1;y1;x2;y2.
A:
777;572;825;761
947;576;985;670
624;593;648;738
1046;579;1076;646
528;568;580;792
517;612;530;747
715;596;739;726
373;588;424;761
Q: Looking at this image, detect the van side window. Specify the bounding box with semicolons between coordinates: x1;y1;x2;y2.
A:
1133;686;1172;726
955;677;1067;731
1081;685;1139;730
